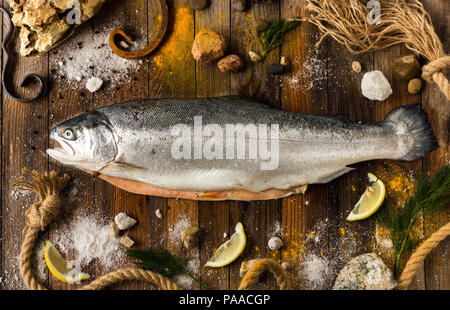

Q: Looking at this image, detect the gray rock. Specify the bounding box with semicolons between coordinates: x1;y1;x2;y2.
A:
333;253;397;290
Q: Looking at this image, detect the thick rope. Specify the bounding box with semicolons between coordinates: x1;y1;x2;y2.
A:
16;169;179;290
80;268;179;290
20;228;47;290
307;0;450;101
422;56;450;100
238;258;291;290
397;222;450;290
15;168;70;290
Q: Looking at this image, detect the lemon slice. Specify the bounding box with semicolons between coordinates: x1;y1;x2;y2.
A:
346;173;385;221
44;241;90;284
205;222;246;268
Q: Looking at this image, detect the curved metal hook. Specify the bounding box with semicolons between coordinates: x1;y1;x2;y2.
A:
108;0;168;59
1;6;46;102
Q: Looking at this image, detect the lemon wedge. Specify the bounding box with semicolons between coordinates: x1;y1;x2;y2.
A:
44;241;90;284
346;173;385;221
205;222;246;268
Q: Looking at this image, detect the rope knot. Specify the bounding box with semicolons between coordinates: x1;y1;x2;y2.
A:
25;196;62;231
422;56;450;83
13;168;70;233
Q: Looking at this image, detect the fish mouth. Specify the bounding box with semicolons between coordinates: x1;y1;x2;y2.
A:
47;132;75;160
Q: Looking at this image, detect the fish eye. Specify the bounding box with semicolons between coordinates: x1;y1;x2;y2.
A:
63;129;76;140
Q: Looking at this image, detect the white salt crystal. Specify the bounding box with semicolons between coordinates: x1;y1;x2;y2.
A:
361;70;393;101
267;236;283;250
155;209;163;219
302;254;331;289
119;40;129;49
54;20;142;88
114;212;137;230
85;77;103;92
53;214;124;270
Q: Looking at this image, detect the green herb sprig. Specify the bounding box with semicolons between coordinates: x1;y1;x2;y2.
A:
376;165;450;278
257;18;301;61
127;244;207;289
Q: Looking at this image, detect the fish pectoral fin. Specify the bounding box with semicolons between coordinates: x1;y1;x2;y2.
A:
315;166;354;183
100;162;148;175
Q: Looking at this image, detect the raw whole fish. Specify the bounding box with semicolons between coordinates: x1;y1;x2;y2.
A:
47;97;436;200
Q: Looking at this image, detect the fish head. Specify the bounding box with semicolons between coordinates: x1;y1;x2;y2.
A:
47;111;117;172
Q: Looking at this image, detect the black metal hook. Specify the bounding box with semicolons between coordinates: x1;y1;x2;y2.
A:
1;6;46;102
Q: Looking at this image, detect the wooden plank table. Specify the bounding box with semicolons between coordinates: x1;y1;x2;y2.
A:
1;0;448;290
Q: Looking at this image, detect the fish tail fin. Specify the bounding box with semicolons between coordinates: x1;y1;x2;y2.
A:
381;104;438;161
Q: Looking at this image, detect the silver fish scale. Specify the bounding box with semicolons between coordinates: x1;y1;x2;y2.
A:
94;97;401;192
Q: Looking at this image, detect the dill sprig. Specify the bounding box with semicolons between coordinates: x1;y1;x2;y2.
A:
127;244;207;289
256;18;301;61
376;165;450;278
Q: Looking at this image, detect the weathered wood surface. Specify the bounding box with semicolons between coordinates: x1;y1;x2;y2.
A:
1;0;448;290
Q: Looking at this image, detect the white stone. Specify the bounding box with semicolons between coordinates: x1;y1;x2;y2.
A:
155;209;163;219
114;212;137;230
267;236;283;251
248;51;262;63
361;70;392;101
85;77;103;93
119;40;129;49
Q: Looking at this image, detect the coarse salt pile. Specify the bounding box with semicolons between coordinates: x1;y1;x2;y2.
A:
301;253;331;289
53;214;124;270
172;258;200;289
284;46;331;92
53;21;144;89
169;215;192;244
